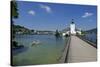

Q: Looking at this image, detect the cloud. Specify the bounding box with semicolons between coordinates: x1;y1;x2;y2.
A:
40;4;52;13
82;12;93;18
28;10;35;16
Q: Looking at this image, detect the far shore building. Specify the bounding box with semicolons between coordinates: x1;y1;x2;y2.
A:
62;19;81;36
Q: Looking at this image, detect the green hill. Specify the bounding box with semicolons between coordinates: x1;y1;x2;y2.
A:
12;25;33;34
85;28;97;34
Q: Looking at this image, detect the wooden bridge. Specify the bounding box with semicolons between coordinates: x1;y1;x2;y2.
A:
59;35;97;63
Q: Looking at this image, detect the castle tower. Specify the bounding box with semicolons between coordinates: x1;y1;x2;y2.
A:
70;19;76;35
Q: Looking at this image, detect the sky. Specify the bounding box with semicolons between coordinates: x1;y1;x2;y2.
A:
13;1;97;31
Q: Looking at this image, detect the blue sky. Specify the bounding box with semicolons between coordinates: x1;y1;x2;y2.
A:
13;1;97;31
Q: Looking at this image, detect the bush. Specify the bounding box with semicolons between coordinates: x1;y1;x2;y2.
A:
12;41;18;47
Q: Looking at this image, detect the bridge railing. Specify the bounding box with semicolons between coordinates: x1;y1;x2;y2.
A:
76;35;97;48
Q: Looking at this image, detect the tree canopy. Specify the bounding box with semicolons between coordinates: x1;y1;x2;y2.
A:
11;0;18;18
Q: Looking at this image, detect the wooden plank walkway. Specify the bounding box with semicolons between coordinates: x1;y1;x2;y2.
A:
66;36;97;63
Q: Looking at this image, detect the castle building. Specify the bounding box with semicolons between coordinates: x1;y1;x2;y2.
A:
70;20;76;35
62;19;81;36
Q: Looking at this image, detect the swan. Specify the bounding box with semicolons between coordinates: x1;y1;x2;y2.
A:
31;40;40;46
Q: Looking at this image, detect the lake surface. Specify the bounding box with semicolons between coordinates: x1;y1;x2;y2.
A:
12;35;67;66
84;33;97;45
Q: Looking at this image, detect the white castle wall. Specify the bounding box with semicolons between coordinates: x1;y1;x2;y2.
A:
70;23;76;35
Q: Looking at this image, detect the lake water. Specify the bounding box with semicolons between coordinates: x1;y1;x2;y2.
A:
12;35;68;66
83;33;97;45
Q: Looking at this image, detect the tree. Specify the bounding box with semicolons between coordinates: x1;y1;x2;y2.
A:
11;0;19;18
55;29;60;37
11;0;19;39
11;0;19;48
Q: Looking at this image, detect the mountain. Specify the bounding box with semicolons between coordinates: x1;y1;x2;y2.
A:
85;28;97;34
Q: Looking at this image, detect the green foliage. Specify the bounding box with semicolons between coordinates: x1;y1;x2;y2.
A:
12;41;18;47
81;31;86;35
65;34;69;37
13;25;34;34
11;0;18;18
11;0;19;39
31;30;34;32
55;30;60;37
